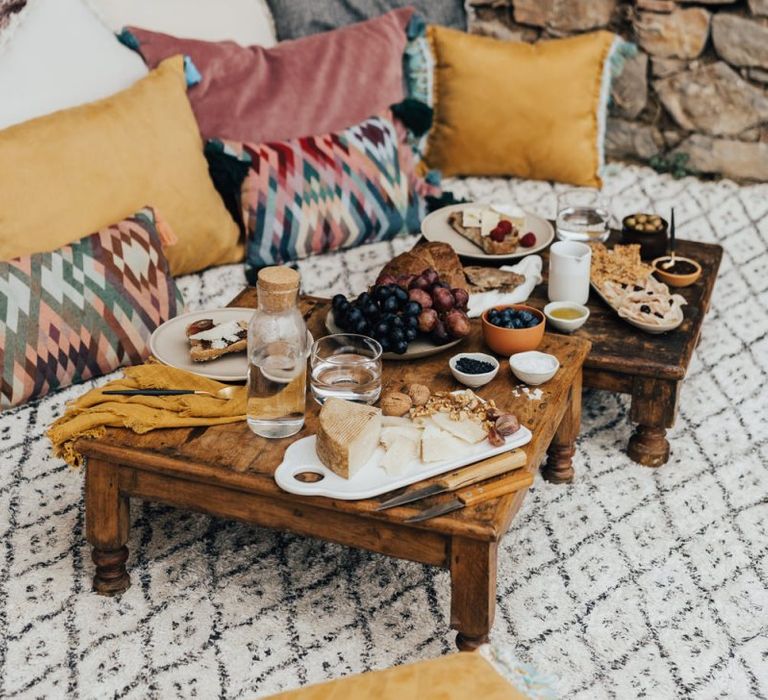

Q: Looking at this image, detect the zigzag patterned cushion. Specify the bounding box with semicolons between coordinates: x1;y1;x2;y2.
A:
0;207;184;409
216;112;440;283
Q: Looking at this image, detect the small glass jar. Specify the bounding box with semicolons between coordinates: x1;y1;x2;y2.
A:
246;266;308;438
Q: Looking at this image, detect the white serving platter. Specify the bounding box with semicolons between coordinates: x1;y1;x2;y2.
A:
421;203;554;262
274;425;532;500
590;282;683;334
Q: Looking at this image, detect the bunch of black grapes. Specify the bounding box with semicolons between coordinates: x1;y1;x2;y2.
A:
332;286;421;354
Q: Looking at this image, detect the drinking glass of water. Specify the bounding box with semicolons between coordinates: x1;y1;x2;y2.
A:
556;188;611;243
310;334;382;405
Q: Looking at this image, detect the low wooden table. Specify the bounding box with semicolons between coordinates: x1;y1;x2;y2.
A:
79;293;590;650
527;233;722;467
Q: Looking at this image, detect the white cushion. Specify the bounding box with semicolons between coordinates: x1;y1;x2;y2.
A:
85;0;277;47
0;0;147;130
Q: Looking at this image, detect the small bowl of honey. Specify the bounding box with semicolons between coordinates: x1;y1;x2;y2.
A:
544;301;590;333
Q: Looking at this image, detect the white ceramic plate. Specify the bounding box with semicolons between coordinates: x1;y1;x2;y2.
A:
149;307;255;382
590;283;683;334
325;309;463;361
421;203;555;262
274;426;532;500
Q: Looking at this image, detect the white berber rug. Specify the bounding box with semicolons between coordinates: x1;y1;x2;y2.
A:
1;165;766;698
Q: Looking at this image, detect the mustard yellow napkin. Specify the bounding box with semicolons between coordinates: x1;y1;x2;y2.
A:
48;364;246;467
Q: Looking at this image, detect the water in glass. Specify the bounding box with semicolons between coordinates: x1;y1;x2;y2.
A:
556;189;610;243
310;334;382;405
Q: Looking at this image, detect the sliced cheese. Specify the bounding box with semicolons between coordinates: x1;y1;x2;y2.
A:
316;398;381;479
420;425;471;463
381;436;419;476
480;209;501;238
430;411;488;444
491;204;526;229
462;207;483;228
380;425;422;449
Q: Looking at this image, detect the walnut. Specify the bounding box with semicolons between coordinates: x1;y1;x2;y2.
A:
404;383;430;406
381;391;412;417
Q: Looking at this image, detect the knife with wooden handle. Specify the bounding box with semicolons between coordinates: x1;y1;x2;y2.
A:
404;469;534;523
375;450;527;511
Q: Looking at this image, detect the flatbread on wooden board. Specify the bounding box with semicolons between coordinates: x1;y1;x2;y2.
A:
447;211;519;255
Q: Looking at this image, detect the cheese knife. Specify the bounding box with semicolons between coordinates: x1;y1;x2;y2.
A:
404;469;534;523
376;450;527;511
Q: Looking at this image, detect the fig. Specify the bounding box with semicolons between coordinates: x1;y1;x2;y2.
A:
408;288;432;309
444;309;471;338
408;275;431;291
421;268;439;286
376;274;397;286
495;413;520;437
430;320;451;345
432;287;455;313
417;308;439;333
451;288;469;310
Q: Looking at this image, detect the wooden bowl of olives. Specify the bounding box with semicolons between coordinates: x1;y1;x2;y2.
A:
622;213;668;259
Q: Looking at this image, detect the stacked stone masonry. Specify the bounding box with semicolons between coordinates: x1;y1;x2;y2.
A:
468;0;768;181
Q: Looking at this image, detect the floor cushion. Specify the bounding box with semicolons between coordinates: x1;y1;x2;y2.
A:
0;0;147;130
85;0;277;47
265;652;530;699
0;56;242;276
424;26;618;187
265;0;466;40
218;112;438;282
0;207;183;409
125;7;414;143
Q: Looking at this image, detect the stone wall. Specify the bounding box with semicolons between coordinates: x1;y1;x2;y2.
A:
468;0;768;181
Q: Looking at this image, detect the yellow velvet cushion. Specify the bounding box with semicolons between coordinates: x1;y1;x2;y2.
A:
265;653;531;700
424;27;616;187
0;56;241;275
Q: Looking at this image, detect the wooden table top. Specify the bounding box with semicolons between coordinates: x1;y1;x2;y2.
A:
77;294;591;543
527;232;723;381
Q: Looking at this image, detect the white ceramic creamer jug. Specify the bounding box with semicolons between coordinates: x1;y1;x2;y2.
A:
548;241;592;305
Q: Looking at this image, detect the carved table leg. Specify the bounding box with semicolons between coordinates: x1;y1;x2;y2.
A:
627;377;680;467
85;458;131;595
450;537;497;651
542;369;582;484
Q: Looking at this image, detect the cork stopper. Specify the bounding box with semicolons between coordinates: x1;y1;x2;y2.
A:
257;266;300;312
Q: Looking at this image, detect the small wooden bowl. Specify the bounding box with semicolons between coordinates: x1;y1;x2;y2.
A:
652;256;702;287
481;304;545;356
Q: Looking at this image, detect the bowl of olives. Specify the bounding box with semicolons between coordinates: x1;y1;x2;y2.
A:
481;304;545;356
327;268;472;359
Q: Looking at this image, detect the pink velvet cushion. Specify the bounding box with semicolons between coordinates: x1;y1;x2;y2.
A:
127;7;413;143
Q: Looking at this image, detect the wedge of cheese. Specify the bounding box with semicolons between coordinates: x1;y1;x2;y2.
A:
316;398;381;479
420;424;472;463
430;412;488;444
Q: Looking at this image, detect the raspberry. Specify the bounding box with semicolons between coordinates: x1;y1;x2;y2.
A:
520;232;536;247
490;226;507;242
495;220;513;235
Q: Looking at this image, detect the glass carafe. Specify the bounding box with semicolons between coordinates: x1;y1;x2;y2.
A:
246;266;307;438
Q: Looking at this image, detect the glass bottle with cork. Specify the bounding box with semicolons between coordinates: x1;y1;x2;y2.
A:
247;266;307;438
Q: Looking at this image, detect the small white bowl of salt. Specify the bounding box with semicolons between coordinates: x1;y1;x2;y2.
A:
508;351;559;386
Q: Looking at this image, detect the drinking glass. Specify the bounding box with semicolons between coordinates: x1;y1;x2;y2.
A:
556;188;610;243
310;334;382;405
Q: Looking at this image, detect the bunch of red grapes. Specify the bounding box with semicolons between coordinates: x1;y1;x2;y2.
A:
333;267;471;354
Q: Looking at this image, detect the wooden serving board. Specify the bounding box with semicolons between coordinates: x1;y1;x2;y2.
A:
274;426;532;500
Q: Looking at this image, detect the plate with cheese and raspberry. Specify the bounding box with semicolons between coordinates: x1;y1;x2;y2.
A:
421;203;554;261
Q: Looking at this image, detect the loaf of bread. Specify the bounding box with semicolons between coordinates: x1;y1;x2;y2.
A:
377;242;467;291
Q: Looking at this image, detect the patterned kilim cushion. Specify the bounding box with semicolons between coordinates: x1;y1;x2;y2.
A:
217;112;439;283
0;207;184;409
